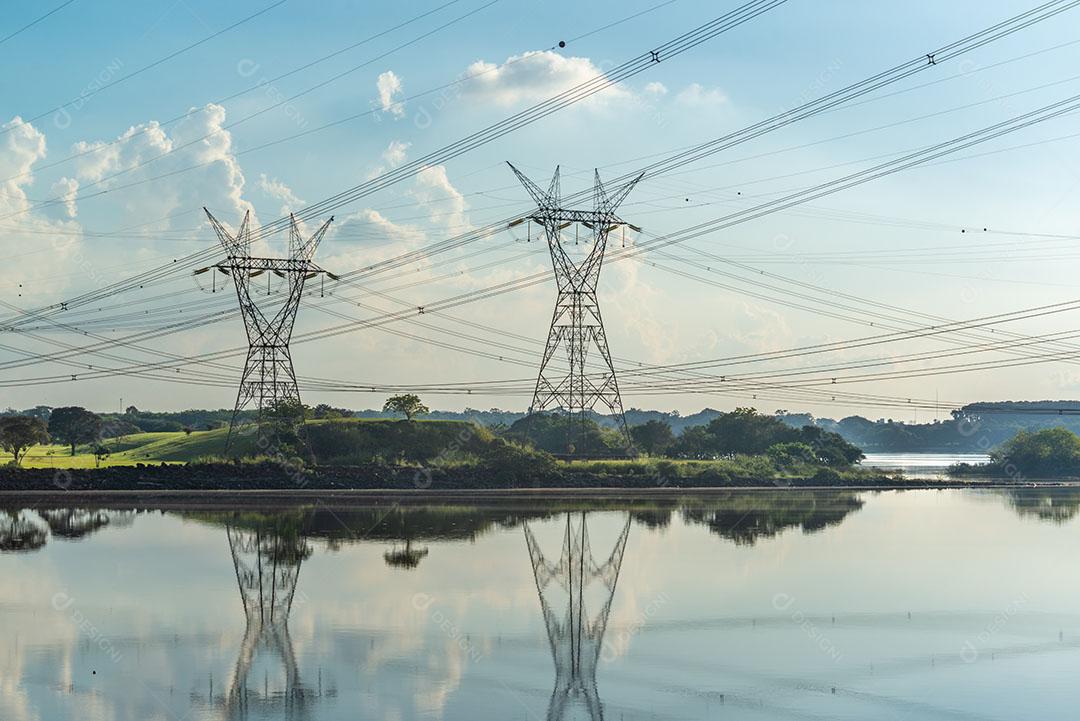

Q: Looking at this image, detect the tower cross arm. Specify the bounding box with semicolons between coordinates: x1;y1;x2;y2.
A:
214;257;329;274
530;209;627;226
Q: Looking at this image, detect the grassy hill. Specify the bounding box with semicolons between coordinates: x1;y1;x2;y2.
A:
0;429;227;468
0;418;540;469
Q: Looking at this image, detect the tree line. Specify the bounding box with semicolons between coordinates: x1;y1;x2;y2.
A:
0;406;112;465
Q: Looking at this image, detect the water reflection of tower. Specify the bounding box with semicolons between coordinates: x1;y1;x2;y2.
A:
225;525;316;716
524;512;631;721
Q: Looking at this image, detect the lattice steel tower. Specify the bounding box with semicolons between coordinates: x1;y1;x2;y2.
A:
509;164;642;452
202;209;334;451
524;512;631;721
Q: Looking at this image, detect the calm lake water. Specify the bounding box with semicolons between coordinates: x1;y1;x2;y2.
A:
3;489;1080;720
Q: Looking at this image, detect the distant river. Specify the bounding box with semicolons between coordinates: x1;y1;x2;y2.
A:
862;452;991;479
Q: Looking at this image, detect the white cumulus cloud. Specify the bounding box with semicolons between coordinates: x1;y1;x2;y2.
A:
382;140;410;168
644;81;668;96
675;83;728;107
459;50;630;106
376;70;405;118
46;177;79;220
411;165;469;233
0;116;84;289
68;103;256;246
258;174;304;217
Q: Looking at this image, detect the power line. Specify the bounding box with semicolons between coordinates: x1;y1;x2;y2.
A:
4;0;1064;331
0;0;78;47
325;0;1080;291
11;0;785;227
0;0;467;184
8;0;503;222
0;0;290;136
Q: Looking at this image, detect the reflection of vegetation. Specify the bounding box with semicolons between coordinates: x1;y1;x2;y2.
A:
2;492;876;556
254;529;312;565
384;540;429;569
6;493;873;552
40;509;114;538
0;511;47;552
997;488;1080;523
190;509;313;563
186;505;552;545
0;508;135;552
679;491;865;545
630;509;673;530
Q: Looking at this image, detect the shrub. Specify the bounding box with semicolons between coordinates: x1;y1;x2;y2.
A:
992;427;1080;477
766;442;817;469
811;467;843;485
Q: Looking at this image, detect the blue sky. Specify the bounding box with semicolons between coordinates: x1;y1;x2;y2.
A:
4;0;1080;416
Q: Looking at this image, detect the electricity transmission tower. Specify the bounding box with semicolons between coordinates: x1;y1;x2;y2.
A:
201;209;334;452
524;512;631;721
509;164;642;454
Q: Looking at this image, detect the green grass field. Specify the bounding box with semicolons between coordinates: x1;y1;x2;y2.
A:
0;429;230;468
0;417;498;468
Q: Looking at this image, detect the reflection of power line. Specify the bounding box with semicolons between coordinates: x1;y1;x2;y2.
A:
525;512;631;721
224;526;317;717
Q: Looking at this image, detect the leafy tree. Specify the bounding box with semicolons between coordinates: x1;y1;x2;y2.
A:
47;406;103;456
259;400;309;457
992;427;1080;476
669;408;773;458
667;408;862;465
0;416;50;466
766;441;817;469
797;425;864;465
21;406;52;422
630;420;675;455
311;403;352;420
93;445;111;468
504;412;622;456
667;426;713;459
383;394;429;421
